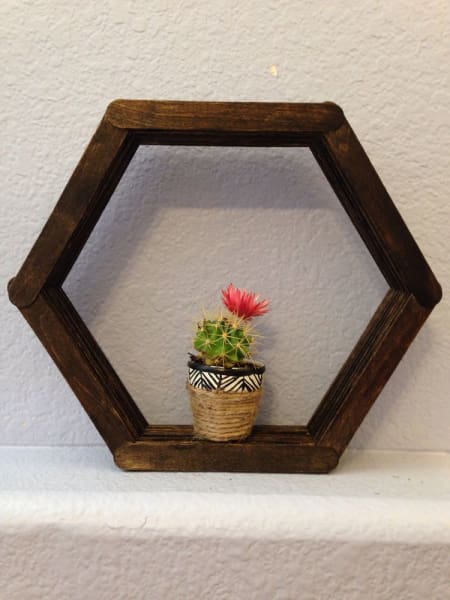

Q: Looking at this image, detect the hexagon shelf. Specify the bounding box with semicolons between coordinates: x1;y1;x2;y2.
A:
8;100;442;472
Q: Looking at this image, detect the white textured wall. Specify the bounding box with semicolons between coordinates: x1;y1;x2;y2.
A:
1;1;449;449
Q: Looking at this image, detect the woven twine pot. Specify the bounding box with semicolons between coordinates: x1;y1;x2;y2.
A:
187;359;265;442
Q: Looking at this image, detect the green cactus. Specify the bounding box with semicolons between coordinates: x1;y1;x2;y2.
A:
194;317;253;367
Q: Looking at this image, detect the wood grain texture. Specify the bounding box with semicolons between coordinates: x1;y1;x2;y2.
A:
19;288;146;451
114;439;338;473
142;424;314;445
8;100;442;472
312;123;442;308
309;291;430;452
106;99;345;132
8;118;136;308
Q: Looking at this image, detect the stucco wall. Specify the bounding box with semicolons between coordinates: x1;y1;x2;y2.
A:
1;0;449;449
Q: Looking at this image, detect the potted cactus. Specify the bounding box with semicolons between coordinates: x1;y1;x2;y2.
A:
187;283;269;442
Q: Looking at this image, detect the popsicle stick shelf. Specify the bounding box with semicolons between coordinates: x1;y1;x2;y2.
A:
8;100;442;473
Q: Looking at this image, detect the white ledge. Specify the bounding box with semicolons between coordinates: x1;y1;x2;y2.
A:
1;447;449;599
1;447;449;543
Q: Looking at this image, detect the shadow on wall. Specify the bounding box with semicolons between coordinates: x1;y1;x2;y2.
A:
68;146;338;302
63;145;389;425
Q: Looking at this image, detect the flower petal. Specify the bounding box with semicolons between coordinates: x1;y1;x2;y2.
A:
221;283;269;319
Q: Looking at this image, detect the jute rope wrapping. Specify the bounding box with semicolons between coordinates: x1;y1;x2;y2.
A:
187;383;262;442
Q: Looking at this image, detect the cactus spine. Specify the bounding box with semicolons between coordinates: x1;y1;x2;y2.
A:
194;314;253;368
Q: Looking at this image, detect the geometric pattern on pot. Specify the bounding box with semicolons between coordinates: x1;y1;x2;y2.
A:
7;100;442;473
188;367;264;393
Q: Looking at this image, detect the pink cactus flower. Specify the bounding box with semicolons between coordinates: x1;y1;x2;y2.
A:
221;283;270;320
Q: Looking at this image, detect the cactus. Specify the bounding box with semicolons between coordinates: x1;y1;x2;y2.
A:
194;316;253;368
192;284;269;368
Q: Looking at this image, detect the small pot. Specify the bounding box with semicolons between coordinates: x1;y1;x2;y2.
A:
187;359;265;442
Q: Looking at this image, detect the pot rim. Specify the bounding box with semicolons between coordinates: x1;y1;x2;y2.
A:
188;358;265;376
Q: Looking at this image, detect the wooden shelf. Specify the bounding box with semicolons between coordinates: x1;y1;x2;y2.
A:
8;100;441;472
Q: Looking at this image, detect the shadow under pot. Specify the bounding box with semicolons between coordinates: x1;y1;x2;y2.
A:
187;359;265;442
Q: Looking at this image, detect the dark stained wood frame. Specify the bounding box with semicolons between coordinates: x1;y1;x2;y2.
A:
8;100;442;473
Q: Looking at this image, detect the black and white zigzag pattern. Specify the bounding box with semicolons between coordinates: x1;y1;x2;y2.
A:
188;368;263;393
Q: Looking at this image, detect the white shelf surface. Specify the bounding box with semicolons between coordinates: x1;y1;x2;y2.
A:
1;447;449;599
